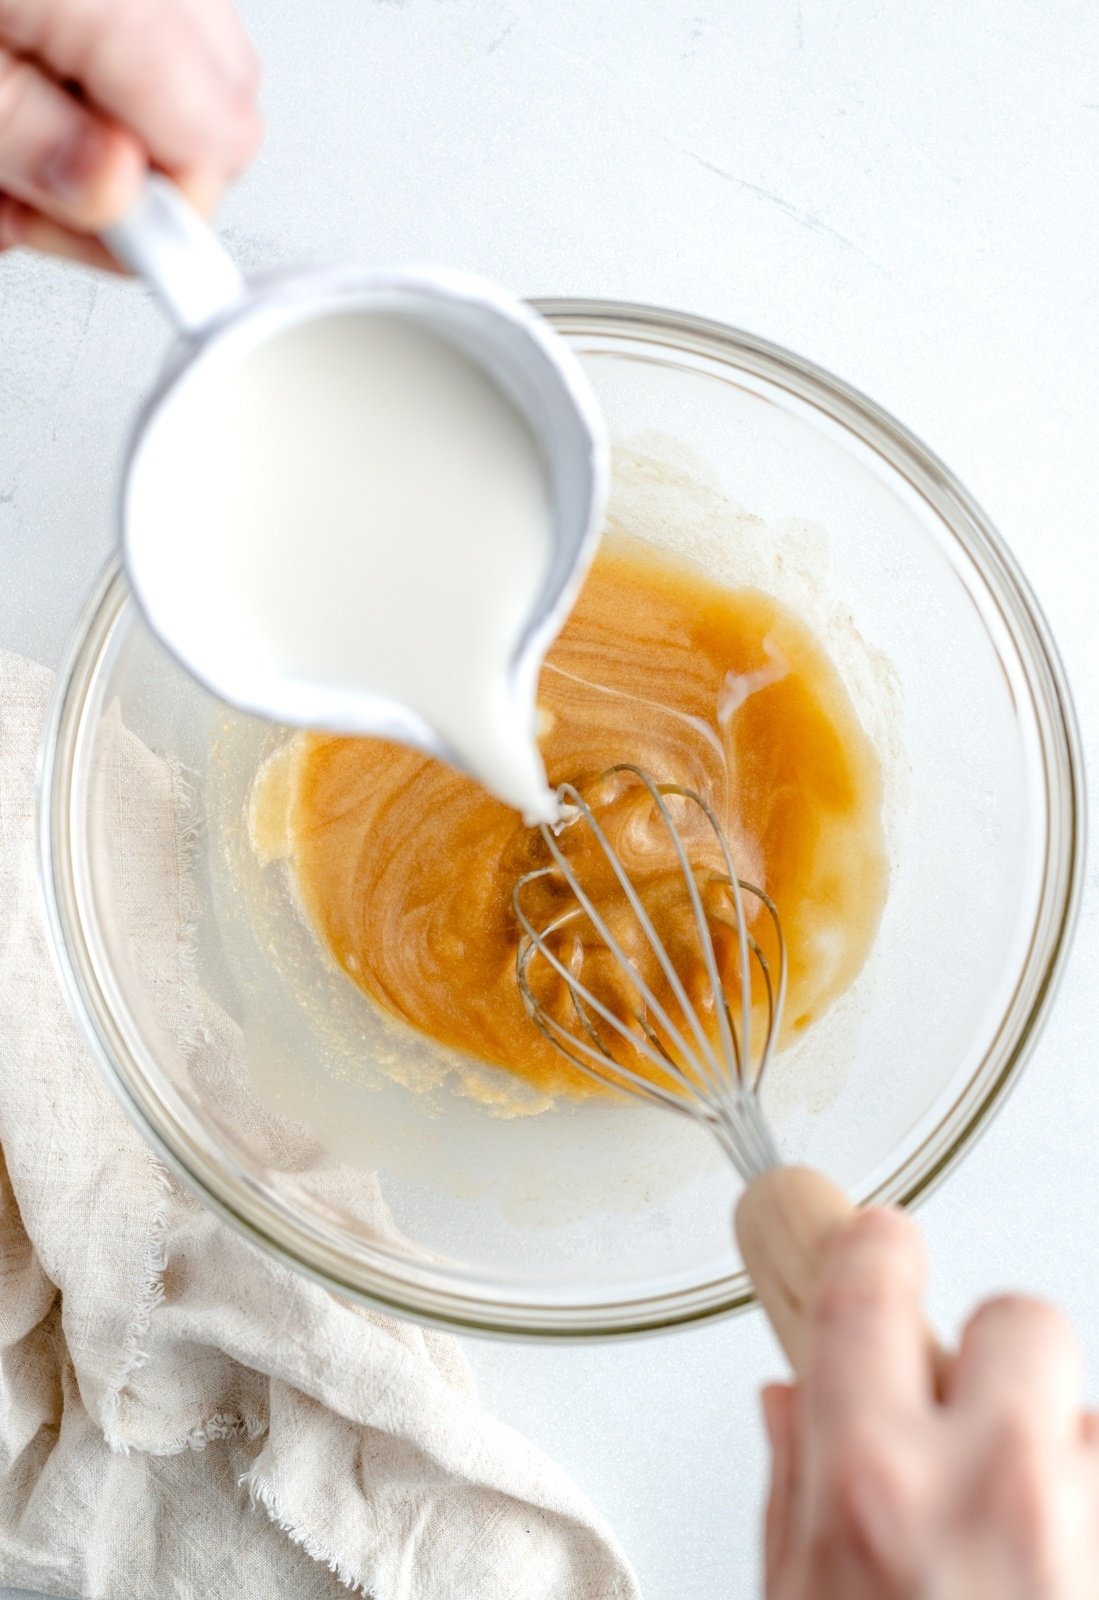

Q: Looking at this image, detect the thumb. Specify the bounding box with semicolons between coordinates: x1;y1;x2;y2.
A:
0;50;143;231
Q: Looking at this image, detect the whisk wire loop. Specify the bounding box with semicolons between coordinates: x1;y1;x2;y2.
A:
609;767;746;1114
515;879;709;1110
513;765;786;1180
543;781;730;1099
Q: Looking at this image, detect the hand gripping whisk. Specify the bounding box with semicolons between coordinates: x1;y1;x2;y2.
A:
513;763;882;1373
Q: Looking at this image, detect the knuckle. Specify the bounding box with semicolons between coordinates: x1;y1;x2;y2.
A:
966;1294;1080;1366
62;0;151;122
847;1206;921;1256
970;1293;1073;1341
815;1209;924;1308
45;1;103;97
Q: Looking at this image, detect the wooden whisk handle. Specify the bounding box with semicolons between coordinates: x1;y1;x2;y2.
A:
735;1166;854;1375
736;1166;946;1385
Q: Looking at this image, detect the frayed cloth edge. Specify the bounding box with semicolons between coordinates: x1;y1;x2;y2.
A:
100;752;205;1443
99;1151;174;1438
242;1470;374;1597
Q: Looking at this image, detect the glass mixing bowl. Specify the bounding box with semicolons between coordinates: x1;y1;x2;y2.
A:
40;302;1083;1337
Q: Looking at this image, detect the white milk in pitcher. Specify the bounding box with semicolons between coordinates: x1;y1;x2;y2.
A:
125;310;559;821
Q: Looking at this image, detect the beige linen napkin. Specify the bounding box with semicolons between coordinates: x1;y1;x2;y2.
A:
0;650;640;1600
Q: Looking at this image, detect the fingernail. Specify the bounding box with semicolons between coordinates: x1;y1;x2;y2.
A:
37;118;110;205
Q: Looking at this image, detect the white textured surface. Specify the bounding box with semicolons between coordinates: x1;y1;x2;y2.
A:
2;2;1097;1597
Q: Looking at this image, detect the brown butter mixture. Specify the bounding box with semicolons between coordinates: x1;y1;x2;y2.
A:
266;535;888;1099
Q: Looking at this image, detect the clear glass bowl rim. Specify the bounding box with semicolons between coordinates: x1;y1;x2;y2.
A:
39;298;1086;1340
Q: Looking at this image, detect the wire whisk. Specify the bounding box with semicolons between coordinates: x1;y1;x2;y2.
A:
514;763;784;1182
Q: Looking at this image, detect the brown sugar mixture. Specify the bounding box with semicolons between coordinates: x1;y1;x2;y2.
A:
252;534;888;1101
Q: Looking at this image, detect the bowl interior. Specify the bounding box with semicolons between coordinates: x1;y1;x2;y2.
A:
46;305;1079;1335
